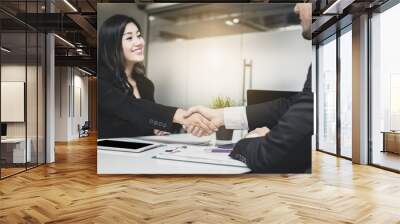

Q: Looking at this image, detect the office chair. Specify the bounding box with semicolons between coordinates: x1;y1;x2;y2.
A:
79;121;90;138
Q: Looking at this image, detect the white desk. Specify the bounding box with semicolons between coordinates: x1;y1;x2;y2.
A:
1;138;32;163
97;132;250;174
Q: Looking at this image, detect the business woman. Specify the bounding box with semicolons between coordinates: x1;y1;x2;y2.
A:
98;14;216;139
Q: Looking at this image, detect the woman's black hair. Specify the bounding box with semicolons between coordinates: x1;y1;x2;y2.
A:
98;14;145;95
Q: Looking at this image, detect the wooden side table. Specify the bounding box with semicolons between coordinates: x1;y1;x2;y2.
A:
382;131;400;154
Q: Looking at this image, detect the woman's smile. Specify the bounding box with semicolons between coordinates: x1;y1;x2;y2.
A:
131;47;143;55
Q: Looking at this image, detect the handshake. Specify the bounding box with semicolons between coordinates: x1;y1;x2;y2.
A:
156;105;270;138
172;106;224;137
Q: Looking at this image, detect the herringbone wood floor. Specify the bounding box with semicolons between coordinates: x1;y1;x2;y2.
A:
1;135;400;224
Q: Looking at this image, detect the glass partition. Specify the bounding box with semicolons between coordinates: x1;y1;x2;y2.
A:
27;30;38;169
370;2;400;171
317;36;337;155
0;1;46;179
339;28;352;158
1;31;28;178
37;32;45;165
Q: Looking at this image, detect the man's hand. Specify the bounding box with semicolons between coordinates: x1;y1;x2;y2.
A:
154;129;170;136
173;108;218;136
184;106;224;129
245;127;270;138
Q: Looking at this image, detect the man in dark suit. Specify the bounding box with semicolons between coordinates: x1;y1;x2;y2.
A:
185;3;313;173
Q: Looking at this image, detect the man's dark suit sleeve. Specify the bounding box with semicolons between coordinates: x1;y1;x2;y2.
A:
229;92;313;172
229;66;313;173
246;98;292;130
98;78;178;132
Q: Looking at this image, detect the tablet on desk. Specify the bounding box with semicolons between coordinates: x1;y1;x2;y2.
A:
97;140;163;153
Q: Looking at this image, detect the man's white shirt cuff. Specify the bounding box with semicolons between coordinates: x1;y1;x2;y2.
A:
223;106;249;130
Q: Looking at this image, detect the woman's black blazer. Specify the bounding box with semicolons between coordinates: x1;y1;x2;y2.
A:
98;69;178;139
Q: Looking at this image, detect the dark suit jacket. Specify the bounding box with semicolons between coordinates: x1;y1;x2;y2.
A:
229;66;313;173
98;69;179;139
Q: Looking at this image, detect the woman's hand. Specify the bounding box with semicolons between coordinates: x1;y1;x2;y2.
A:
154;129;170;136
173;108;218;137
245;127;270;139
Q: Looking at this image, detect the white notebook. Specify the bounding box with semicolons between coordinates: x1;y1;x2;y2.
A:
153;151;248;168
136;134;212;145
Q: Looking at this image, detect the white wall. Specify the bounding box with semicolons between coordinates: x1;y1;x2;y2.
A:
1;82;25;122
71;74;89;138
147;27;311;109
1;65;40;138
241;28;311;91
1;64;46;164
55;67;89;141
55;67;68;141
1;65;26;139
1;66;25;128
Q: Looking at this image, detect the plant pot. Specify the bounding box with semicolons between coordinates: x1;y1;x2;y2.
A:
216;126;233;141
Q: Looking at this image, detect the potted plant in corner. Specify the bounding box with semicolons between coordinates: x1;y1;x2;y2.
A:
211;96;235;142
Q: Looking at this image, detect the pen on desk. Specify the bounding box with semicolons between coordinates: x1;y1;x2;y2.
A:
165;145;187;153
216;143;235;149
212;149;232;153
204;148;232;153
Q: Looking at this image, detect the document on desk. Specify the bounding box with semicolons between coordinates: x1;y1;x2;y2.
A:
153;150;247;168
136;134;211;145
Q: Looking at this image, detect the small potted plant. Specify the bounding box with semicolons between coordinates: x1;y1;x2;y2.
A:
211;96;235;141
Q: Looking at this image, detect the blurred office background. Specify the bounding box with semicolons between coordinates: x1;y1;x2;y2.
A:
98;3;311;108
144;4;311;109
